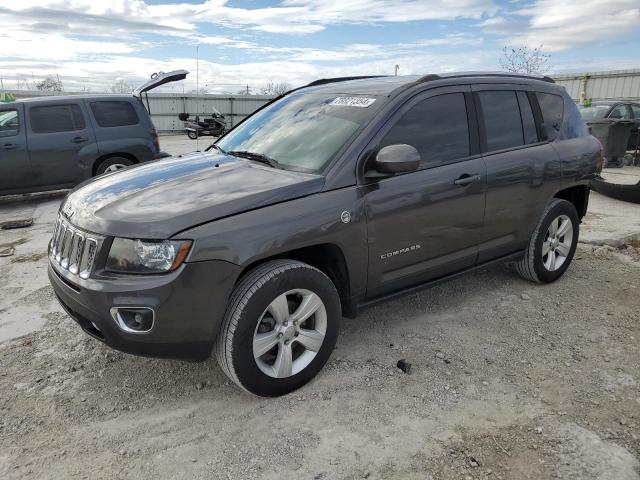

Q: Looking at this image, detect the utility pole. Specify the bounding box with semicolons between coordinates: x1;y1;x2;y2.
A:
246;84;249;95
196;45;199;95
395;64;400;76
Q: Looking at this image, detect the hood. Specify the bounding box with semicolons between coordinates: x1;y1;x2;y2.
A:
62;152;324;238
133;70;189;97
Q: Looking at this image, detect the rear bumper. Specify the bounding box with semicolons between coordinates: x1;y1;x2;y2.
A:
48;259;241;361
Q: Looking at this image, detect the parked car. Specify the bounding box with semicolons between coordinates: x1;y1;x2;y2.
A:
0;70;187;195
579;100;640;150
48;72;601;397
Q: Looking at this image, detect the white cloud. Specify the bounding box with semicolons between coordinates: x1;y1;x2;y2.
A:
1;0;498;37
508;0;640;51
1;0;639;92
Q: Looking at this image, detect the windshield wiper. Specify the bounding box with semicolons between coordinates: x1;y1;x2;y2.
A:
206;143;226;154
228;150;282;169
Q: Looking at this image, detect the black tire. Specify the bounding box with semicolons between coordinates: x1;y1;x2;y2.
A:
215;260;341;397
94;157;133;176
516;199;580;283
187;130;198;140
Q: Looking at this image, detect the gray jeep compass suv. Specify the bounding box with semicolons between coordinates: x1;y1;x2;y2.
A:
48;72;601;396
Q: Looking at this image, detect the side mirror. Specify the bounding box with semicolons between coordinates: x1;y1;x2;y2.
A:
373;144;421;174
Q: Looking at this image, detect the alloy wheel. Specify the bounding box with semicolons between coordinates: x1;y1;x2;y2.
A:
104;164;127;173
253;289;327;378
542;214;573;271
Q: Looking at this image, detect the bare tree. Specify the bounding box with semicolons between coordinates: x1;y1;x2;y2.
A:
35;75;64;92
110;79;136;94
260;80;291;96
499;45;551;75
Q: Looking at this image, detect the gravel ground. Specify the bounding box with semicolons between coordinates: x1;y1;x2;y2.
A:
0;246;639;479
0;155;639;478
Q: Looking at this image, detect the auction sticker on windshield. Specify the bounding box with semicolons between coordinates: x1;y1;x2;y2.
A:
330;97;376;108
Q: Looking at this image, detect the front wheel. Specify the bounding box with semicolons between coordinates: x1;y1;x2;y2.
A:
187;130;198;140
215;260;341;397
516;198;580;283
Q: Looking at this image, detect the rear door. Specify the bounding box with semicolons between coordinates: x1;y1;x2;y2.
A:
26;101;98;188
0;104;34;193
474;85;562;262
362;86;487;298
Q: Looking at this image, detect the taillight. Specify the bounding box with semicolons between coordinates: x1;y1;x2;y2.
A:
596;139;605;172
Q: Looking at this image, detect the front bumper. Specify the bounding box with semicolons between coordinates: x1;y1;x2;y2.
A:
48;259;241;361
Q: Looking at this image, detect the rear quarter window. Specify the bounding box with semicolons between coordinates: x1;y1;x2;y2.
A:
90;101;139;128
536;92;564;141
562;97;589;139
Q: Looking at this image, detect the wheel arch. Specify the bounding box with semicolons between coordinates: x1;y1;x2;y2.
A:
553;184;590;220
237;243;356;318
92;152;139;176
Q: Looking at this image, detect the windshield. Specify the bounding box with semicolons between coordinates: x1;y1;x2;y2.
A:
217;93;383;173
579;105;610;121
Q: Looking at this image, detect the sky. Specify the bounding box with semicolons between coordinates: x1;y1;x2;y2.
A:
1;0;639;93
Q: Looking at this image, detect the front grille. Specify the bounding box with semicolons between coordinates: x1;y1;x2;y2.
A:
50;216;102;279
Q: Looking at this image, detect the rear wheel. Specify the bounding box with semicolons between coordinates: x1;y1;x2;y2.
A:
215;260;340;397
516;199;579;283
95;157;133;175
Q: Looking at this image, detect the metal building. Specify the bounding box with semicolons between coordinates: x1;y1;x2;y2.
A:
141;93;274;132
552;70;640;103
6;90;275;133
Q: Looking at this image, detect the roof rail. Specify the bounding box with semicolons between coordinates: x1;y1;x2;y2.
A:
305;75;389;88
417;71;555;84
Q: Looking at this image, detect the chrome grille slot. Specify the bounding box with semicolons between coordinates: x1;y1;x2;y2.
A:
79;239;97;279
50;215;102;280
68;232;84;274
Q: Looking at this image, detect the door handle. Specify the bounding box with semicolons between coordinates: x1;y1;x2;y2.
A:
71;136;88;144
2;143;17;150
453;174;481;186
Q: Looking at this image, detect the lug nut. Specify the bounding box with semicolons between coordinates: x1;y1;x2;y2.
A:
293;320;298;326
284;340;290;345
277;333;283;339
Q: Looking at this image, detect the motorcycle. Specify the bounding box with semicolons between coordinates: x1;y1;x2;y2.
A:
179;108;227;139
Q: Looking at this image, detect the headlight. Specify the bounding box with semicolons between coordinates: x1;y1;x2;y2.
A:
106;238;192;274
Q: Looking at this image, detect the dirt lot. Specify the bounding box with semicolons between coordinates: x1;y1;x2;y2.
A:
0;158;639;479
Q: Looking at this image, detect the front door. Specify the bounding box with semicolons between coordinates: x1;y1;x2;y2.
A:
0;104;34;194
25;102;97;188
362;87;487;298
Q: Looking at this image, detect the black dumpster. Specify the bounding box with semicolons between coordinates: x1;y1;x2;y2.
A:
588;119;634;168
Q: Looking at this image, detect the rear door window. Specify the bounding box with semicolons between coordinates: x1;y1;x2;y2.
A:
631;105;640;119
29;104;86;134
478;90;524;151
90;101;139;127
380;93;469;167
536;92;564;141
0;109;20;137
